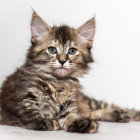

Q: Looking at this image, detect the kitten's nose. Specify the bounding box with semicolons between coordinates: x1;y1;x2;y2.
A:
59;60;66;65
58;55;67;65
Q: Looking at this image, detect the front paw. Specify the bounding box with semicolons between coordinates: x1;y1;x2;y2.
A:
31;119;60;131
64;118;98;133
111;109;130;122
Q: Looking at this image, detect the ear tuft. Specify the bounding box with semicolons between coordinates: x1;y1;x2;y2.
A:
77;18;95;46
31;13;50;43
31;7;37;15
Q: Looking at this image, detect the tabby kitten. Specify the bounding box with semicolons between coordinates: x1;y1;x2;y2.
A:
0;12;140;133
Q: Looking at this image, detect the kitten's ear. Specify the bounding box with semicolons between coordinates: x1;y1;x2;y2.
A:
31;13;50;43
76;18;95;47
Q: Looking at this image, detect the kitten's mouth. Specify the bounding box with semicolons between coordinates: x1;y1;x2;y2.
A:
55;67;68;71
54;66;69;76
54;65;68;70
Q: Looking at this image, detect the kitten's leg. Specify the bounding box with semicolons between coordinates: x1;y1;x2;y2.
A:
21;113;60;131
63;113;98;133
58;102;98;133
3;98;60;131
21;99;60;130
90;107;130;122
23;117;60;131
77;94;130;122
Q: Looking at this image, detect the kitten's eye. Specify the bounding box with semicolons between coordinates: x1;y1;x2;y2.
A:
68;48;77;55
48;47;57;54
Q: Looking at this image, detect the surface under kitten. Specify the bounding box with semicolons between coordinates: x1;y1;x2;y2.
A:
0;13;140;133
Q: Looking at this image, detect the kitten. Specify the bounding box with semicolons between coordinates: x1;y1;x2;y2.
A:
0;12;140;133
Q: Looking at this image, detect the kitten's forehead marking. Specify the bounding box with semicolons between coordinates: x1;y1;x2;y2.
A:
52;25;76;45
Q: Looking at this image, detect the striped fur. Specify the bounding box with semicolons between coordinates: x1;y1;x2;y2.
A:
0;13;140;133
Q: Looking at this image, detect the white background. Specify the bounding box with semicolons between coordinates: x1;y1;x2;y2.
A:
0;0;140;109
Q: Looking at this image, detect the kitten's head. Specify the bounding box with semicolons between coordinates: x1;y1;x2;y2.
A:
27;13;95;78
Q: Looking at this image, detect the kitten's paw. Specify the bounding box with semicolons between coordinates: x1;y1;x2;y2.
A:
111;109;130;122
33;119;60;131
64;118;98;133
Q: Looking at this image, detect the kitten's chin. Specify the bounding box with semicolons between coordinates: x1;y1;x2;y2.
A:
54;68;70;77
